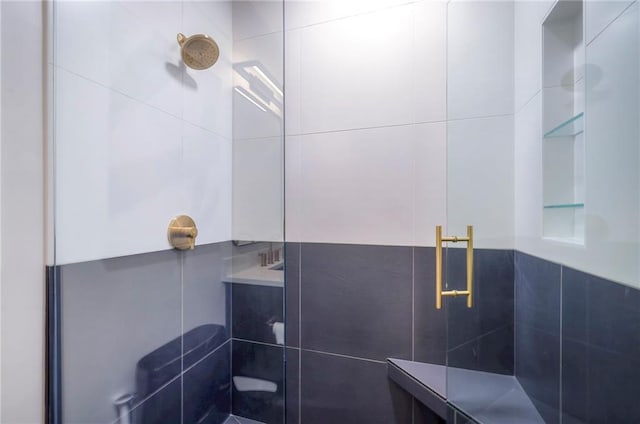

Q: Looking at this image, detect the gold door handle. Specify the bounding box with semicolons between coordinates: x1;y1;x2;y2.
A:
436;225;473;309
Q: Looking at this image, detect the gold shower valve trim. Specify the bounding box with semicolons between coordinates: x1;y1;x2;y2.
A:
167;215;198;250
435;225;474;309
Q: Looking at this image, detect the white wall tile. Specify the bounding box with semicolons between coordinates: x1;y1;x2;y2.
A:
297;125;415;246
284;0;413;31
448;115;514;249
183;0;233;41
542;14;581;89
284;28;302;135
233;31;284;140
514;0;555;111
414;122;447;246
299;5;414;133
448;0;514;120
585;0;634;44
543;84;576;131
233;0;283;41
414;0;447;124
515;3;640;288
285;135;303;242
583;2;639;283
514;93;543;248
55;0;184;117
182;0;233;138
232;137;284;242
51;0;241;262
183;123;232;245
55;69;183;264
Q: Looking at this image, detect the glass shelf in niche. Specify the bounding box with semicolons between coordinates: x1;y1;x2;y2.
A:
544;112;584;138
543;203;584;209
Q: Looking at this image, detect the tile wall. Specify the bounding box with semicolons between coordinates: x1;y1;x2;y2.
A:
52;0;234;264
281;243;514;424
54;242;232;424
515;251;640;424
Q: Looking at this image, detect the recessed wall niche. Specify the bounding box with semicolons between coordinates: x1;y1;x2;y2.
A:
542;0;585;244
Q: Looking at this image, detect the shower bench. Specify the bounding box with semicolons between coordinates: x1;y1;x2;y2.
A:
387;358;547;424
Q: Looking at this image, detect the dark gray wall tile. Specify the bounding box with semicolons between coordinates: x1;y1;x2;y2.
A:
515;252;560;336
232;340;284;424
300;350;411;424
447;407;456;423
448;408;474;424
446;248;481;349
183;242;230;336
132;377;182;424
447;249;514;350
562;266;640;423
456;411;473;424
515;252;560;422
285;348;300;424
475;250;514;334
414;247;446;365
515;323;560;424
589;346;640;423
183;341;231;424
477;325;513;375
285;243;300;348
561;267;588;344
300;243;412;361
60;249;182;423
448;325;513;375
413;399;445;424
232;284;283;344
585;271;640;358
561;340;587;423
448;336;480;373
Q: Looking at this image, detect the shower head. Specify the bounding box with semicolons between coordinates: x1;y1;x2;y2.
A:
177;33;219;70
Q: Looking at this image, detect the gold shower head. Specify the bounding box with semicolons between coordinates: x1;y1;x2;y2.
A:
177;33;220;70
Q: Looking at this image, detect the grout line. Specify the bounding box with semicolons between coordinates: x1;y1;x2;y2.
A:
234;29;285;43
300;348;387;365
229;275;234;414
180;252;184;424
115;374;182;424
232;337;283;349
52;64;232;141
283;0;419;33
586;0;637;48
559;265;563;424
447;324;513;354
514;251;517;377
446;112;513;123
514;89;541;115
412;247;415;362
297;243;302;424
285;112;513;140
182;338;231;375
286;120;446;138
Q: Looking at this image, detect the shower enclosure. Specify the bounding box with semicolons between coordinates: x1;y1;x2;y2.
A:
46;1;285;423
46;0;640;423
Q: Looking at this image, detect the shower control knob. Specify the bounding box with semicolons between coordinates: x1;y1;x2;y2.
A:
167;215;198;250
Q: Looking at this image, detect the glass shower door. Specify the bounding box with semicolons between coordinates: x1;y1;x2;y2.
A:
443;1;518;420
48;1;286;423
444;0;640;423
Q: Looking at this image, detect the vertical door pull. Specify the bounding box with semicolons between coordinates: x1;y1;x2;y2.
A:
435;225;473;309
